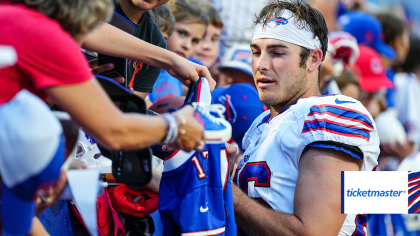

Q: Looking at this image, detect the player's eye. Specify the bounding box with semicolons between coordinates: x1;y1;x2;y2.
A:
273;52;285;56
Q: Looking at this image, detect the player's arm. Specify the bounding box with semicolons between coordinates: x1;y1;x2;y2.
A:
82;23;215;90
232;147;362;236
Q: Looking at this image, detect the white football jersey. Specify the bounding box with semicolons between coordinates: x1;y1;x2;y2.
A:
234;94;379;236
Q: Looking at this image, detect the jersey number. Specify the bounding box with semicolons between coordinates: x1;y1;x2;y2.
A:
352;214;367;236
191;156;206;179
238;161;272;208
191;149;229;193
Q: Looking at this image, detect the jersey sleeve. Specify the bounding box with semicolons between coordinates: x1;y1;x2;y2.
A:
306;140;363;159
299;95;379;162
18;22;92;89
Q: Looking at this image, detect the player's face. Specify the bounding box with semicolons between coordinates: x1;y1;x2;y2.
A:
251;39;309;108
192;24;222;67
167;21;206;59
128;0;170;11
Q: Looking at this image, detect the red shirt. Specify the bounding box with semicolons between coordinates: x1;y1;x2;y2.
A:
0;2;93;103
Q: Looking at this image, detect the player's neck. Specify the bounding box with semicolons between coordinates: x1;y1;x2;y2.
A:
270;83;320;117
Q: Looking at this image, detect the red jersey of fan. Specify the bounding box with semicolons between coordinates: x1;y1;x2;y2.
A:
0;2;93;103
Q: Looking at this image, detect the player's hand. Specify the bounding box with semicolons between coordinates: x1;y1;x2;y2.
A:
166;55;216;91
35;171;67;215
164;105;204;153
89;59;125;84
226;143;238;176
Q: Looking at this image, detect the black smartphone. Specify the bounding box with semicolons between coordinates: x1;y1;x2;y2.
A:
99;71;123;79
97;12;137;87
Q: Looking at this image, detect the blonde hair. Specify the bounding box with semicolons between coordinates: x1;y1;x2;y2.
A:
166;0;209;25
6;0;113;37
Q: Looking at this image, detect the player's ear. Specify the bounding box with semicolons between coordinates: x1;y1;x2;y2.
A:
307;48;323;73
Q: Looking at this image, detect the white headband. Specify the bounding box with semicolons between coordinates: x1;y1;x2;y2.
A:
251;9;321;50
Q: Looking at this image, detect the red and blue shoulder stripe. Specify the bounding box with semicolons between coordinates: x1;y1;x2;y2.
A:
302;104;374;141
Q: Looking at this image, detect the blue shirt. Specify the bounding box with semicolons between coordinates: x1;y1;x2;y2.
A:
148;69;184;103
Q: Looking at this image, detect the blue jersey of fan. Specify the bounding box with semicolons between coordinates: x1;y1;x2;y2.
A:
159;143;236;236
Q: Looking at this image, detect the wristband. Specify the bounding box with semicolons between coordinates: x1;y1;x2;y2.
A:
162;114;178;144
173;112;187;135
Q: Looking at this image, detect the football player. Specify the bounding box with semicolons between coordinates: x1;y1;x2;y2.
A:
229;1;379;235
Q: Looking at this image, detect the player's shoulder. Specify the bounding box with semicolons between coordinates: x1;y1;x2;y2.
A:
296;94;376;145
295;94;379;163
294;94;372;123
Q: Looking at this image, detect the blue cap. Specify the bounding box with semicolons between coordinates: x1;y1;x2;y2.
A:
219;44;253;76
212;84;266;151
338;11;396;60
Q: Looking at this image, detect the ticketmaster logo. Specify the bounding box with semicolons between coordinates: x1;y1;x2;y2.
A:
346;188;406;197
341;171;410;214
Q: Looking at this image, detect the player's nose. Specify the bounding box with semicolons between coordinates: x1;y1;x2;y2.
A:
254;52;271;72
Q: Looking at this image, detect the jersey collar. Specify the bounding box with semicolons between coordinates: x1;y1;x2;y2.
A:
257;101;298;127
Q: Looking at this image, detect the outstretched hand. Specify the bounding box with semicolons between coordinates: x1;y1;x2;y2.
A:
166;56;216;91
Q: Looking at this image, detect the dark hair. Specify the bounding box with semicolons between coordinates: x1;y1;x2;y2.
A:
200;1;223;28
254;0;328;84
167;0;209;25
336;70;359;90
401;37;420;73
375;13;408;45
5;0;113;38
150;5;176;36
